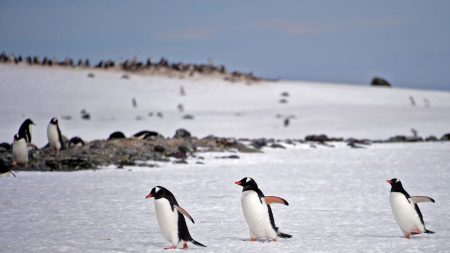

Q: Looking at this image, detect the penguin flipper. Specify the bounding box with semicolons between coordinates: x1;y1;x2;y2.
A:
174;205;195;223
264;196;289;206
409;196;435;204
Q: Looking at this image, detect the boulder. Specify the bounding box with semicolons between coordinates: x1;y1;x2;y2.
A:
371;77;392;87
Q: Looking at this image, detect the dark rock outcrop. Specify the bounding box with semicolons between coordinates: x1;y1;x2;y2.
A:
371;77;392;87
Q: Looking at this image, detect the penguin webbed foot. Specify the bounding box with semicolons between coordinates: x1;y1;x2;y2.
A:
164;245;177;250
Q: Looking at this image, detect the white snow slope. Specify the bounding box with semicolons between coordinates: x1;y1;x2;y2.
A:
0;64;449;146
1;64;450;252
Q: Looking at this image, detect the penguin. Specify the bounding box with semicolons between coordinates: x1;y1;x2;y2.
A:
12;134;28;167
18;118;35;144
387;178;435;238
68;137;85;148
235;177;292;241
108;131;126;140
133;130;160;139
145;186;206;249
47;117;64;151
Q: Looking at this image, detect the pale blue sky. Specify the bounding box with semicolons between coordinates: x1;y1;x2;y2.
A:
1;0;450;90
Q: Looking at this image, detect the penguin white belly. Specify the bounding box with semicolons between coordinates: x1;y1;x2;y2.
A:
13;139;28;163
154;198;179;245
47;125;61;150
390;192;425;235
241;191;277;239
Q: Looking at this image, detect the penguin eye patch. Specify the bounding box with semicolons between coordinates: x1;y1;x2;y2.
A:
154;186;160;193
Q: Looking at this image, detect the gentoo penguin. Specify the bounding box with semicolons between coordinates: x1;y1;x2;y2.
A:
133;130;160;139
145;186;206;249
12;134;28;167
235;177;292;241
18;118;34;143
47;117;64;151
68;137;85;148
387;178;435;238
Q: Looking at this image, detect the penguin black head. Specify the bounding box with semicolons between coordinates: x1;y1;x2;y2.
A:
50;117;58;125
387;178;405;192
13;134;21;141
235;177;258;190
145;186;169;199
22;118;35;126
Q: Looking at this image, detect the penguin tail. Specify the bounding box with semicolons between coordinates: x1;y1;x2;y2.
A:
277;231;292;239
191;239;207;247
425;229;435;234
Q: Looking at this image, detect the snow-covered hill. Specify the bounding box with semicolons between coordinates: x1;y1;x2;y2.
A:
1;64;449;147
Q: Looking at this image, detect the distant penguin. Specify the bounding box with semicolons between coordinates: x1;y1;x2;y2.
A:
145;186;206;249
108;131;126;140
47;117;64;151
387;178;435;238
133;130;160;139
18;118;35;144
12;134;28;167
68;137;85;148
235;177;292;241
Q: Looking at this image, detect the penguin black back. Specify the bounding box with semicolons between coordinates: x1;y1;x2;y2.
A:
18;118;34;143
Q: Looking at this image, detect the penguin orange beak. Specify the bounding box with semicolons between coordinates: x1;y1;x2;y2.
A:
234;181;241;185
145;193;153;199
387;179;392;185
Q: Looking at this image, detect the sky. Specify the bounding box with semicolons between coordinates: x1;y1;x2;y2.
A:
1;0;450;90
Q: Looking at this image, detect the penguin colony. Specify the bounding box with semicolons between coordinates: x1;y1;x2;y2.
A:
7;119;436;249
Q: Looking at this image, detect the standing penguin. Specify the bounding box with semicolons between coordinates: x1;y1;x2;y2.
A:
47;117;64;151
12;134;28;167
18;118;35;144
145;186;206;249
235;177;292;241
387;178;435;238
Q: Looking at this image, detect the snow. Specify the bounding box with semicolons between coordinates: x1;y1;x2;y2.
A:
1;64;450;252
1;143;450;252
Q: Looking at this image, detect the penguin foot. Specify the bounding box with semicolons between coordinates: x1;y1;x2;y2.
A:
182;242;188;249
164;246;177;250
250;237;257;242
404;234;411;239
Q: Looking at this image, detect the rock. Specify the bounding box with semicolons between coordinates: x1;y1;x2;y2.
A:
279;98;288;104
441;133;450;141
0;142;12;151
121;74;130;79
270;143;286;149
173;159;188;164
215;155;240;159
280;91;290;97
87;73;95;78
425;136;438;142
182;114;195;120
154;145;166;153
371;77;391;87
108;131;126;140
174;128;191;139
387;135;423;142
305;134;329;143
251;139;267;149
